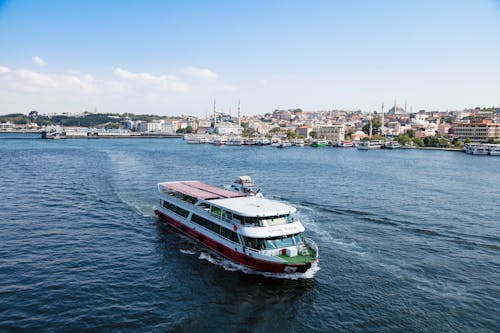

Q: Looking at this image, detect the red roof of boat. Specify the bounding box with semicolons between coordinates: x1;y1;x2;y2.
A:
160;181;246;200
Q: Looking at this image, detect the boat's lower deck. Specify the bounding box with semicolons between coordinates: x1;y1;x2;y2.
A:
278;250;317;265
155;209;318;273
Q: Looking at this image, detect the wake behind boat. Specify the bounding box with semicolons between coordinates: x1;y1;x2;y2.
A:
154;180;318;273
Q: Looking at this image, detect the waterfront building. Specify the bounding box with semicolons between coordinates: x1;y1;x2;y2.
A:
295;126;311;138
452;120;500;141
316;124;345;145
160;122;177;134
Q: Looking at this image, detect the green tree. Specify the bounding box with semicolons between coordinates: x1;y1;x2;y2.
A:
286;130;297;139
413;137;424;147
310;131;318;139
406;129;415;138
362;116;382;135
105;123;120;129
397;134;412;146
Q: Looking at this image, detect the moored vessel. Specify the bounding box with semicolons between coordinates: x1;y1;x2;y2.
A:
357;140;385;150
155;181;319;273
311;139;329;147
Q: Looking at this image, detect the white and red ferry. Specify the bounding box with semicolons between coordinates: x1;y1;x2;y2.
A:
154;181;318;273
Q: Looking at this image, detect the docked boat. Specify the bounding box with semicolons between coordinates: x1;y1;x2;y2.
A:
292;139;305;147
357;140;385;150
384;141;401;149
277;140;292;148
228;176;263;197
255;138;271;146
311;140;329;147
226;136;243;146
488;144;500;156
211;136;226;146
464;143;488;155
270;137;281;147
464;143;499;155
242;138;256;146
155;181;319;273
336;140;353;148
186;134;207;144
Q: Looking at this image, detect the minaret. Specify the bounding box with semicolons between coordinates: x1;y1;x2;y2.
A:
237;99;241;126
404;100;407;114
213;98;217;127
381;103;385;136
369;113;373;137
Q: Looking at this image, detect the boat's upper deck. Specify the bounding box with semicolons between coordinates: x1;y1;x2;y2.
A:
158;181;296;217
159;181;246;200
209;196;296;217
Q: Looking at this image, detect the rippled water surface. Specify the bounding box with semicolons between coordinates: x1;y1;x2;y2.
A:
0;137;499;332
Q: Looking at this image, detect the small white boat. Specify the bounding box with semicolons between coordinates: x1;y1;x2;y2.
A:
270;137;281;147
229;176;263;197
384;141;401;149
292;139;305;147
277;140;292;148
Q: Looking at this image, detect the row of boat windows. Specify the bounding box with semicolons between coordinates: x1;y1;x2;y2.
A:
242;234;302;250
191;214;240;244
166;192;294;227
162;200;190;218
198;202;292;226
161;200;240;244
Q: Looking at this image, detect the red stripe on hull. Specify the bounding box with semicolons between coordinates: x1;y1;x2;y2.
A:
155;210;316;273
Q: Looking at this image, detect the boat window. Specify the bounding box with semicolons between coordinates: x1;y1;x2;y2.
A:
293;234;302;244
162;200;190;218
233;214;244;223
242;234;299;250
211;206;223;216
199;202;210;211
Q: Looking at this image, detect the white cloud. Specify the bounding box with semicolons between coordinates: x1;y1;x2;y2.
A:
112;67;190;92
183;66;218;81
32;56;47;66
0;65;237;115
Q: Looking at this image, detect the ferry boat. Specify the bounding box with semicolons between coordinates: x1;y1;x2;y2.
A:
311;140;329;147
464;143;488;155
228;176;263;197
357;140;385;150
464;143;500;155
488;144;500;156
155;181;319;273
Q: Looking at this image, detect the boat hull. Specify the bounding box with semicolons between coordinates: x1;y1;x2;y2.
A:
155;210;317;273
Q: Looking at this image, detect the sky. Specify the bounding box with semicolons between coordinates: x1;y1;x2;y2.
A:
0;0;499;116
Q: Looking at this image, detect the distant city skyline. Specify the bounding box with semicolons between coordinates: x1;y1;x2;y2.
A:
1;0;499;116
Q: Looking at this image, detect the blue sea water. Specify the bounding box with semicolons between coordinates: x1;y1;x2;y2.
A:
0;137;499;332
